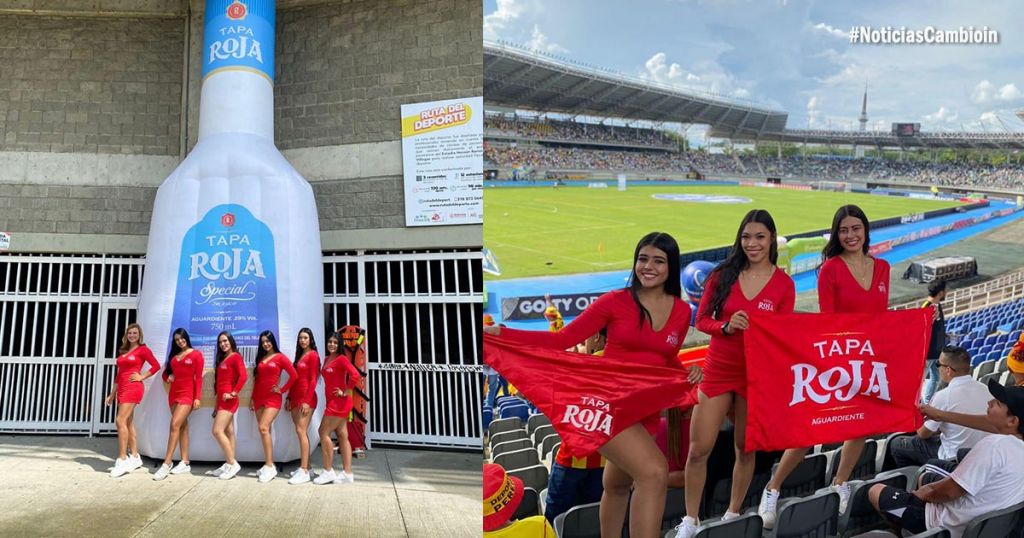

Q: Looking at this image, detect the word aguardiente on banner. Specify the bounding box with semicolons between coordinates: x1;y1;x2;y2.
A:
744;309;933;452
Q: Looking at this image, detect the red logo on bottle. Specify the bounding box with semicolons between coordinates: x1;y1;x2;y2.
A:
226;0;247;20
221;213;235;227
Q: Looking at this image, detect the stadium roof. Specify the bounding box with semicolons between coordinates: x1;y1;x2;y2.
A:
485;41;1024;150
716;128;1024;150
484;41;789;137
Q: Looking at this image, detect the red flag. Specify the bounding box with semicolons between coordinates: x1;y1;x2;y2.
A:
484;334;698;458
744;309;933;452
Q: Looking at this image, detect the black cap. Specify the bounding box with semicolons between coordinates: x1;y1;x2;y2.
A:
988;379;1024;435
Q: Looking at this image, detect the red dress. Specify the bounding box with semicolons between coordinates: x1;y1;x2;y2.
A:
696;269;795;399
114;345;160;404
817;256;890;313
322;353;362;418
214;352;247;413
500;288;692;434
287;350;321;410
251;353;297;410
162;349;204;407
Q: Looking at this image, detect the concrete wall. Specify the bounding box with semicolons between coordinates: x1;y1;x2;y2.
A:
0;0;482;254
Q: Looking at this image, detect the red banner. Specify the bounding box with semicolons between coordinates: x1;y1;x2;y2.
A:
744;310;932;452
484;334;698;458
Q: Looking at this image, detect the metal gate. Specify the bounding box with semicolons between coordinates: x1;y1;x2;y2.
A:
0;250;483;450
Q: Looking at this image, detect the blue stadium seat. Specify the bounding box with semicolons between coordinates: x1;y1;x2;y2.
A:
483;406;493;430
500;403;530;421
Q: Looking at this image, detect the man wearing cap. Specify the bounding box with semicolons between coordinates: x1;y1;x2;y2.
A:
1007;333;1024;387
484;463;555;537
889;345;991;467
867;380;1024;538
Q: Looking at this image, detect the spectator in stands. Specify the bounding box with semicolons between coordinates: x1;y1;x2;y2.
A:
484;463;555;537
543;294;564;332
922;280;949;403
543;329;608;524
876;380;1024;537
890;345;991;467
1007;334;1024;387
484;315;508;408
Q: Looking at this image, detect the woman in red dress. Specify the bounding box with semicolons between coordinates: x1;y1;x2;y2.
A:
485;232;702;538
210;331;246;480
286;328;321;485
759;204;890;528
153;328;204;481
250;330;298;483
315;332;363;485
104;323;160;478
675;209;795;537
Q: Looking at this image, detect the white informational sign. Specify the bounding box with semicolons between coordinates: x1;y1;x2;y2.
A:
0;232;9;250
400;96;483;226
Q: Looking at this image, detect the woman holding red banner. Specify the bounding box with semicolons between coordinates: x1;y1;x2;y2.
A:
759;204;890;528
674;209;795;538
484;232;701;538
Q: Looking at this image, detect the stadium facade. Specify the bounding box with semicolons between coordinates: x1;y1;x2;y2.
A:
0;0;484;450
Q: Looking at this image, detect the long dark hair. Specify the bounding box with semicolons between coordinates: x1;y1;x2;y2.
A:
325;332;341;359
164;328;192;371
822;204;870;261
293;327;317;367
707;209;779;319
253;330;281;387
626;232;682;327
214;331;238;387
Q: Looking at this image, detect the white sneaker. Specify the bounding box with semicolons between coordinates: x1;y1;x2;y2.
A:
170;461;191;475
110;458;129;478
257;465;277;483
313;469;337;485
834;481;851;514
758;487;780;529
334;470;354;484
219;462;241;481
721;511;740;521
209;463;229;477
672;516;697;538
129;454;143;470
153;463;172;481
288;468;311;485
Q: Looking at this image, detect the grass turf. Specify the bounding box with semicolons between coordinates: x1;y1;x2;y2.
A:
484;184;962;279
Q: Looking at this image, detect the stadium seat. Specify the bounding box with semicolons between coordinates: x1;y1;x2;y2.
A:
526;413;551;436
487;417;523;439
538;433;561;460
976;360;997;380
489;429;528;449
908;528;951;537
1003;371;1017;388
980;371;1002;385
703;471;771;519
511;486;540;521
490;438;532;458
500;403;530;422
532;424;556;446
828;439;877;482
839;468;911;536
493;447;540;470
961;500;1024;538
774;453;828;498
768;490;840;538
482;407;492;430
507;464;550;496
687;513;762;538
659;487;686;531
544;441;561;464
553;501;600;538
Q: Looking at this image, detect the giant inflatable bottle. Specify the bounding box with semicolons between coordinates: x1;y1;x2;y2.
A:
134;0;325;461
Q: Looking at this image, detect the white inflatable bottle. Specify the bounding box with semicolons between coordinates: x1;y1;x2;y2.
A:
134;0;325;462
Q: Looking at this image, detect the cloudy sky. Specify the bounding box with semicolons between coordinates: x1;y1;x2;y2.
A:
483;0;1024;136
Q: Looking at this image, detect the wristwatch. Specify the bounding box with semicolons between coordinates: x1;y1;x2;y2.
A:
721;321;730;335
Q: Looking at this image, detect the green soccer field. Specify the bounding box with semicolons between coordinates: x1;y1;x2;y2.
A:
484;184;962;279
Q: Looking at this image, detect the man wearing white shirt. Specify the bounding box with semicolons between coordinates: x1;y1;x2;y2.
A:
869;379;1024;538
889;346;991;466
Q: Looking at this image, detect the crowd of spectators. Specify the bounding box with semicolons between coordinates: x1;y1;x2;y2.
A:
484;145;693;173
485;117;672;147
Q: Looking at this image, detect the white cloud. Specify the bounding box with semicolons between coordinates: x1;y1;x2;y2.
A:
483;0;524;41
811;22;849;39
923;106;958;124
971;80;1022;104
644;52;686;83
980;111;998;123
807;96;820;127
525;24;568;53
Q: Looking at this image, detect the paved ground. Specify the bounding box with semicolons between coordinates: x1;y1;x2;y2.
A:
0;435;482;537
